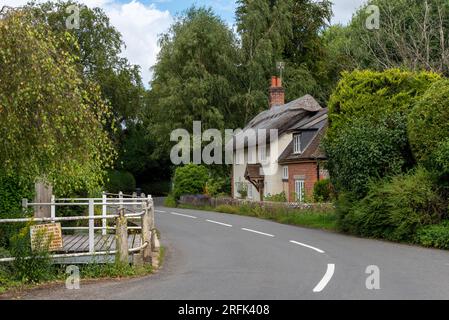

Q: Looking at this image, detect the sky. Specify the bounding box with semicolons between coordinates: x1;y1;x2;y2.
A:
0;0;367;86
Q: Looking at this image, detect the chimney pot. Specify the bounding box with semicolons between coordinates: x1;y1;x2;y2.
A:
269;76;285;108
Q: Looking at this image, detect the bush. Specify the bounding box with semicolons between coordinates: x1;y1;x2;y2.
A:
408;79;449;168
105;170;136;194
340;168;446;241
415;221;449;249
0;172;33;247
264;192;287;202
172;164;209;199
313;179;333;202
325;69;439;196
163;194;177;208
10;225;54;283
205;176;230;197
323;114;409;197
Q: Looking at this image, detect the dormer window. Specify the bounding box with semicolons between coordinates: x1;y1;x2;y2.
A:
293;133;302;154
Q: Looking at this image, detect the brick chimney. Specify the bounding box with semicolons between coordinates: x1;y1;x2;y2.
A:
269;76;285;108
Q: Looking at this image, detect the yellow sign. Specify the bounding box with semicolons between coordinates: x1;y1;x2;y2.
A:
30;223;63;252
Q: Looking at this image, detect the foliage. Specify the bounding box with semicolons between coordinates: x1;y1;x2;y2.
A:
184;203;337;231
313;179;333;202
163;194;177;208
205;176;231;197
25;1;145;135
327;69;440;137
408;79;449;170
339;168;446;242
324;115;409;197
264;192;287;203
172;164;209;199
9;225;54;283
0;172;34;247
236;0;333;105
324;69;439;197
104;170;136;194
0;8;116;194
235;182;248;199
415;221;449;250
334;0;449;76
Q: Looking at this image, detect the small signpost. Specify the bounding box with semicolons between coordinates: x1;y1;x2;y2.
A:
30;223;63;252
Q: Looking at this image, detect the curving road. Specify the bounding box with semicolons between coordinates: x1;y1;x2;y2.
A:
15;206;449;300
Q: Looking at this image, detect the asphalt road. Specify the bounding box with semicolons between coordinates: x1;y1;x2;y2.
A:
16;206;449;299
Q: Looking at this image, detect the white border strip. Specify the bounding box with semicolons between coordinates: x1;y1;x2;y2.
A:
206;219;232;227
313;264;335;293
241;228;274;237
289;240;325;254
170;212;197;219
155;210;166;213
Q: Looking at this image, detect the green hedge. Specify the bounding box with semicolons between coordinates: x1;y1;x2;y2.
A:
408;79;449;175
339;168;446;242
0;172;33;247
172;164;209;199
415;221;449;249
313;179;333;202
104;170;136;194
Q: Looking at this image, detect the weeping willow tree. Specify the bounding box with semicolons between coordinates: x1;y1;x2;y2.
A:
0;7;116;195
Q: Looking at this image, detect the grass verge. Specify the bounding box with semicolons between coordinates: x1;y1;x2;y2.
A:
178;203;337;231
0;246;165;296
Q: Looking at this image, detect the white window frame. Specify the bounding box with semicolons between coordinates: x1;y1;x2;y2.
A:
264;181;268;197
247;183;253;199
282;166;289;180
293;134;302;154
295;179;305;203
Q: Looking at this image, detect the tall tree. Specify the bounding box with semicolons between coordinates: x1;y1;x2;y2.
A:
0;7;115;193
236;0;333;106
330;0;449;75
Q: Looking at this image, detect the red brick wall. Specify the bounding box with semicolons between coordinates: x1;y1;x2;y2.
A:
287;161;326;202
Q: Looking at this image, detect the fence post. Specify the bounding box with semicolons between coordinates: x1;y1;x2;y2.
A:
50;195;55;223
116;208;128;264
88;199;95;253
148;195;158;253
132;192;137;212
102;192;107;236
22;198;28;214
140;200;152;264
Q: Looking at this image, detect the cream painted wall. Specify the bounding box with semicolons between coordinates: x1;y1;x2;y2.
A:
233;132;293;200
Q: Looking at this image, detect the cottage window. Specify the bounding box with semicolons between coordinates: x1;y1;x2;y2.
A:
247;183;253;199
293;134;302;154
295;180;305;203
282;166;288;180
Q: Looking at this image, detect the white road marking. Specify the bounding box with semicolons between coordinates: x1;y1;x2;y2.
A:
170;211;197;219
206;219;232;227
289;240;325;254
241;228;274;237
155;210;166;213
313;264;335;293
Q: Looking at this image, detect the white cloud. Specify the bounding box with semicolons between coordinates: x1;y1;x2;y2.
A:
331;0;367;25
1;0;173;86
102;1;172;85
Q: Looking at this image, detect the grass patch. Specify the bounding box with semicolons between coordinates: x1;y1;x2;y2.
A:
178;203;337;231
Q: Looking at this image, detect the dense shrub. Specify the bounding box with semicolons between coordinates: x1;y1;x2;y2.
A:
10;225;54;283
324;115;409;197
415;221;449;249
264;192;287;202
327;69;440;137
105;170;136;194
172;164;209;199
408;79;449;170
205;176;231;197
163;194;177;207
324;69;438;197
340;168;446;241
0;172;33;247
313;179;333;202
